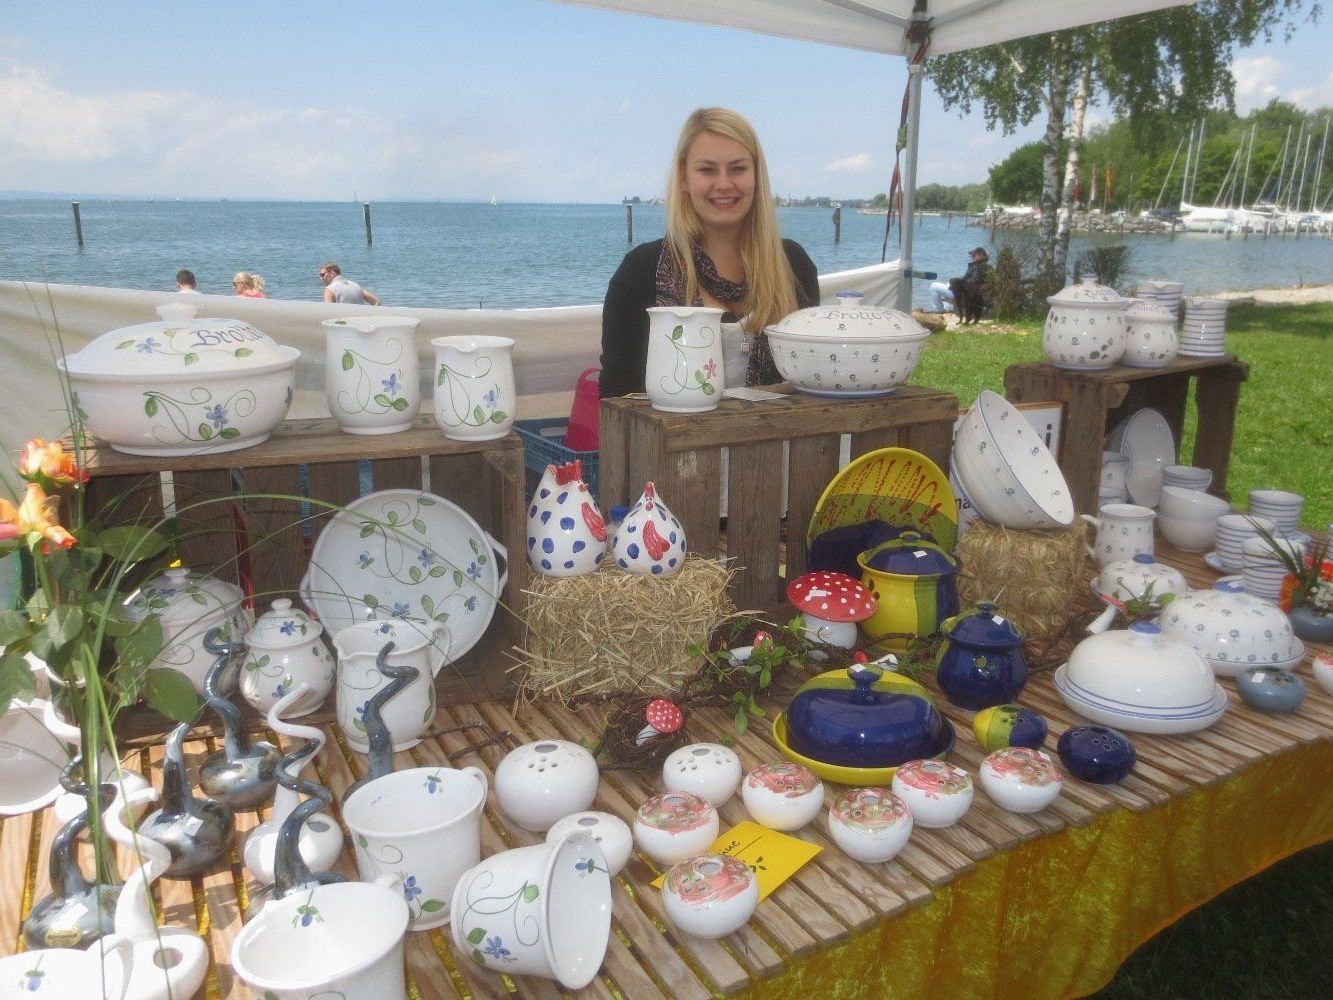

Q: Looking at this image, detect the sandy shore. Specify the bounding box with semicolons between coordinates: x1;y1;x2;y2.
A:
1211;283;1333;305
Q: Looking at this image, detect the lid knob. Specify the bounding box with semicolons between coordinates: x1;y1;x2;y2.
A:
1132;553;1155;565
270;598;293;613
1129;621;1161;637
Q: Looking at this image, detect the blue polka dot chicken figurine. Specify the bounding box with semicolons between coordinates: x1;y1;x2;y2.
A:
613;482;688;578
526;460;607;577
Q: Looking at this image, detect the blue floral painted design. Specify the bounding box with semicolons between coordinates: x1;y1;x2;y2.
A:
483;937;512;960
404;875;423;903
136;337;160;354
466;561;482;581
279;619;298;636
204;402;229;429
418;548;437;568
382;372;402;395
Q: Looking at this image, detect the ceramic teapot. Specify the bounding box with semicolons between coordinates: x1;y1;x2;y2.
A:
240;598;336;717
935;603;1029;710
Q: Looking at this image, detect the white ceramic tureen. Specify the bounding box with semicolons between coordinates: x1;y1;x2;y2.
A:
764;291;929;397
58;303;299;456
1121;300;1180;369
1043;277;1131;370
1155;580;1305;677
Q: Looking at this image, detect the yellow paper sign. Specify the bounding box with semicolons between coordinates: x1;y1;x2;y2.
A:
652;821;822;901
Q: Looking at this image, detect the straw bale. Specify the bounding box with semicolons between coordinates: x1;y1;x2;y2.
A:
510;557;735;704
955;520;1093;640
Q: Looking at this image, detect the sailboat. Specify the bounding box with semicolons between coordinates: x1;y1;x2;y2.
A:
490;193;498;206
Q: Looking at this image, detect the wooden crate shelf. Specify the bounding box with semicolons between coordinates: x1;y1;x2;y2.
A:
598;386;959;609
81;414;528;717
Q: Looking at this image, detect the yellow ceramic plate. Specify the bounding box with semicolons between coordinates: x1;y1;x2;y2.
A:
806;448;957;576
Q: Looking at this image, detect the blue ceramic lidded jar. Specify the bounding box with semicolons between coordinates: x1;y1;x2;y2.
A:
1057;725;1136;784
935;603;1029;710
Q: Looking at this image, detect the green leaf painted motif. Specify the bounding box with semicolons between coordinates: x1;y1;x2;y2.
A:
359;523;376;538
700;381;716;395
472;404;485;424
489;409;508;423
409;566;422;583
218;427;241;439
436;367;446;386
420;899;446;913
671;324;683;341
466;927;486;946
374;393;392;407
412;519;427;534
198;423;213;440
356;833;368;848
521;883;540;903
452;569;464;587
391;397;410;411
428;566;446;578
363;594;379;609
234;348;254;358
184;353;199;366
116;339;135;350
144;397;160;417
471;949;485;966
342;351;355;372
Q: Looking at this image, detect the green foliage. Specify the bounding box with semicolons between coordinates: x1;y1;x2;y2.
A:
989;142;1049;205
915;182;991;213
1073;245;1131;291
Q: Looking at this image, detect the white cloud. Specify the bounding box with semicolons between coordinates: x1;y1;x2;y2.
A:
1291;69;1333;110
825;152;873;173
1233;55;1284;113
967;134;1001;149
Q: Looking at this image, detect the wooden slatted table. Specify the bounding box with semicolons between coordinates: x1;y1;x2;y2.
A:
3;542;1331;999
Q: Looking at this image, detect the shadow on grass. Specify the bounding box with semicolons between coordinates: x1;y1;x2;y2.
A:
1092;839;1333;999
1227;303;1333;340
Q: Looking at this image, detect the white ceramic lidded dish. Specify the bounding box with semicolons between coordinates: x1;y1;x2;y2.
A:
633;792;720;865
978;748;1063;813
662;743;743;807
662;854;759;939
826;787;913;863
1121;300;1180;369
741;763;825;832
1043;276;1131;370
494;739;601;833
1156;580;1305;677
58;303;299;456
764;292;930;397
547;812;634;877
891;760;973;829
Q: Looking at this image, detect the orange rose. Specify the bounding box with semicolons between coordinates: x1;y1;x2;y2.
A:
19;438;86;488
14;482;76;550
0;497;18;543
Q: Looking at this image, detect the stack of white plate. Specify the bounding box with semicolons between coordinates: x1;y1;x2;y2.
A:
1104;408;1176;508
1160;465;1213;492
1210;513;1279;572
1098;451;1130;504
1135;280;1184;315
1241;534;1305;604
1180;297;1229;357
1248;489;1304;533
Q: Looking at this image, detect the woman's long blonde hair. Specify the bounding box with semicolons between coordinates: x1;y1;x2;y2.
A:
665;108;798;333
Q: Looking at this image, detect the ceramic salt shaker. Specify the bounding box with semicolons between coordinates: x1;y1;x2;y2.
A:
612;482;688;577
494;739;601;832
662;743;743;807
978;747;1063;813
826;787;914;863
891;760;973;829
526;460;607;577
741;763;824;832
662;854;759;939
547;812;634;877
633;792;719;865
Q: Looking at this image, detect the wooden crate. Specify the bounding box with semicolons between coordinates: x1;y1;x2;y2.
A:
82;415;528;722
599;386;959;609
1004;355;1249;515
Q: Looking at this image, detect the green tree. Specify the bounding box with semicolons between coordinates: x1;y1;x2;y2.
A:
988;141;1048;204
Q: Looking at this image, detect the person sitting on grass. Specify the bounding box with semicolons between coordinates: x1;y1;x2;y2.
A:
929;247;990;321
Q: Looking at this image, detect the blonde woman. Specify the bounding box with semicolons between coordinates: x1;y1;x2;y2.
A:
599;107;818;397
232;271;267;298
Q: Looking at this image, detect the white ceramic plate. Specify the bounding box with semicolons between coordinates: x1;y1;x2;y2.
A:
1107;408;1175;508
1054;665;1229;734
301;489;506;662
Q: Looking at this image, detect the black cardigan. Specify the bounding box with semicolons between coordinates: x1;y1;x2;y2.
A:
598;238;820;397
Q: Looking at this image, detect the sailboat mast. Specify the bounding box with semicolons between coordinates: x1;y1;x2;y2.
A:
1154;134;1187;211
1239;123;1256;212
1294;129;1313;217
1190;119;1206;204
1311;116;1330;213
1180;123;1196;208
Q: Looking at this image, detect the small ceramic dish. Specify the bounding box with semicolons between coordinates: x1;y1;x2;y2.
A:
547;812;634;877
662;854;758;939
978;748;1063;813
494;739;601;832
890;760;973;829
662;743;743;807
741;763;825;831
633;792;719;865
826;787;913;863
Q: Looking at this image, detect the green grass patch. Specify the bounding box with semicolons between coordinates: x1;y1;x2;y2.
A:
911;303;1332;528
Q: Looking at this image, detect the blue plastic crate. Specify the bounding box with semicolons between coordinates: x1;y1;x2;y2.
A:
515;418;599;498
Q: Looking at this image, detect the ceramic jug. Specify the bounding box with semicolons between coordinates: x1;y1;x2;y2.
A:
333;618;449;751
1081;502;1156;568
527;459;607;577
432;335;517;441
322;316;422;434
644;306;725;412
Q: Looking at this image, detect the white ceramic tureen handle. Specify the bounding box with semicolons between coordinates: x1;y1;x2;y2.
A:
483;530;509;592
462;765;489;799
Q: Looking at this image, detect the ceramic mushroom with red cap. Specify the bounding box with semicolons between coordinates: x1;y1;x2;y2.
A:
786;571;878;648
637;699;685;745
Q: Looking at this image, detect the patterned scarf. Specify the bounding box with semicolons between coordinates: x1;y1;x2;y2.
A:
654;241;780;386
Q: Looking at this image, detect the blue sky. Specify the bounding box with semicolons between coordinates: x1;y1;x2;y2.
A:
2;0;1328;202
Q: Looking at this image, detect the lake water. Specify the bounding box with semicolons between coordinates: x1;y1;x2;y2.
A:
2;199;1331;310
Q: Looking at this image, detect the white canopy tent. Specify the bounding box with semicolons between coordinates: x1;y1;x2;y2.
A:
558;0;1197;309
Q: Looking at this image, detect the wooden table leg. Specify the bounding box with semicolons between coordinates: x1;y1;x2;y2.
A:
1192;365;1248;501
1062;381;1121;515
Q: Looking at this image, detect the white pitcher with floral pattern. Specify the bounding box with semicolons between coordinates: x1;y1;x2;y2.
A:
432;335;516;441
322;316;421;434
644;307;725;412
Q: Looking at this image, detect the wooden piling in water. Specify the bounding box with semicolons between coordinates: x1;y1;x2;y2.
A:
363;203;373;245
71;201;84;247
626;203;633;243
833;205;841;243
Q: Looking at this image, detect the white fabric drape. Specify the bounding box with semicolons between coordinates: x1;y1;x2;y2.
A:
0;262;897;453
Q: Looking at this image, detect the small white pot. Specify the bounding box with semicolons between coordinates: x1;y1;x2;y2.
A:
662;855;759;939
432;335;516;440
662;743;743;807
240;599;335;717
1122;300;1180;369
741;763;825;832
451;832;612;990
978;748;1063;813
323;316;421;435
827;787;913;863
891;760;973;829
547;812;634;877
494;739;600;833
1043;277;1130;370
633;792;719;865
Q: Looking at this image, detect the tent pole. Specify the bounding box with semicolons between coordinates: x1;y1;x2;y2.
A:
897;58;924;312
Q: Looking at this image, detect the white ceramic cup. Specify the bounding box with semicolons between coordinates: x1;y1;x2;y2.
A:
343;765;488;930
322;316;422;435
1214;513;1278;570
1081;503;1157;568
432;335;517;441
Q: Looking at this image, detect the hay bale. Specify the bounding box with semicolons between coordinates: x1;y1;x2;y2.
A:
511;557;735;704
955;520;1093;640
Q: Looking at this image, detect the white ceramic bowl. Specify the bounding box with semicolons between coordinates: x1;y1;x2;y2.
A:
826;787;914;863
547;812;634;877
765;297;929;397
741;763;825;832
1158;514;1219;553
494;740;601;832
952;390;1075;529
1066;622;1219;712
891;760;973;829
633;792;720;865
978;748;1064;813
1156;581;1305;676
662;743;743;807
1043;277;1130;369
662;855;759;939
1158;486;1229;520
58;303;298;456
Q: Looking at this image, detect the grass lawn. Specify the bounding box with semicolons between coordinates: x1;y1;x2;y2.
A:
912;301;1333;528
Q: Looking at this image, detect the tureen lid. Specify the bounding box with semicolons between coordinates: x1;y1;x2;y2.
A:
1156;580;1297;662
939;602;1025;648
248;598;322;648
61;303;299;377
123;566;244;625
1124;300;1177;321
1047;276;1130;307
1069;621;1215;691
858;531;959;577
766;294;928;341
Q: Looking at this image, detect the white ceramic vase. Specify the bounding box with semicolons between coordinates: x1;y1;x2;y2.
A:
322;316;421;434
432;335;516;441
332;619;448;752
644;306;725;412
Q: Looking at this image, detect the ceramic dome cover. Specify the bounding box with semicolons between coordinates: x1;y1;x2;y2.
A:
939;602;1025;647
861;531;959;577
767;297;927;341
1047;276;1130;307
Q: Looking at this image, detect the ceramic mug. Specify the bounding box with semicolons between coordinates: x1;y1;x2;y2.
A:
343;765;488;930
1081;503;1156;568
322;316;422;435
432;335;517;441
332;619;448;752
